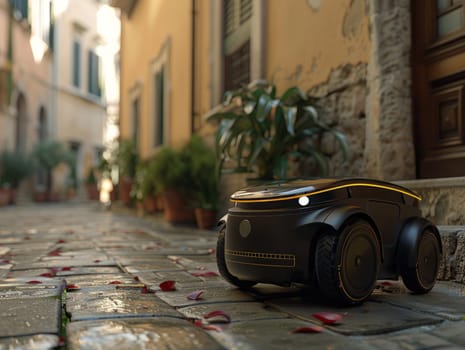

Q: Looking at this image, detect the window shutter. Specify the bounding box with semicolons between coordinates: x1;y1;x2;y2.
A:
72;41;81;88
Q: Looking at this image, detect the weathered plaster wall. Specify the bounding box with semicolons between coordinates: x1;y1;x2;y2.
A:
266;0;370;93
120;0;192;155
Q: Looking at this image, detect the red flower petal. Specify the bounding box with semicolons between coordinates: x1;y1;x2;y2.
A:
141;285;156;294
291;326;324;334
93;259;101;263
66;284;80;291
109;281;122;285
312;312;343;325
187;290;204;300
133;276;140;282
61;267;72;271
204;310;231;323
1;259;11;264
159;280;176;291
56;239;66;244
40;272;55;278
191;271;219;277
202;324;223;332
47;248;62;257
27;280;42;284
208;248;215;254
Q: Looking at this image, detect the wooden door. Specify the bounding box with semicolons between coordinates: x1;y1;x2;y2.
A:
412;0;465;178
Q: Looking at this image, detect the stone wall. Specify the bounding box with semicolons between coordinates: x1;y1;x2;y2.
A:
438;227;465;285
307;63;368;177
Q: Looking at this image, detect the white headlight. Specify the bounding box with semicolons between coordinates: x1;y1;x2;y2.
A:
298;196;310;206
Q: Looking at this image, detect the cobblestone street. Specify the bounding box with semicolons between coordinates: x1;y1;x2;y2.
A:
1;202;465;349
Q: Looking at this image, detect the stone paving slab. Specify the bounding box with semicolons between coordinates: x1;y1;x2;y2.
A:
13;260;119;270
63;274;136;287
0;297;61;337
65;289;183;321
0;334;60;349
209;318;375;350
365;323;465;349
156;286;256;308
376;282;465;321
266;297;443;335
430;320;465;346
178;302;290;323
0;283;63;298
66;317;224;350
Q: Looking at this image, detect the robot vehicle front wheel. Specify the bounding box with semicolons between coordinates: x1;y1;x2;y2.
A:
315;219;381;305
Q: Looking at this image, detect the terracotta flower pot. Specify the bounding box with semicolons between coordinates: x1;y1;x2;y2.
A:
0;188;9;207
119;177;133;206
195;208;217;230
87;185;99;200
143;195;158;214
162;190;196;224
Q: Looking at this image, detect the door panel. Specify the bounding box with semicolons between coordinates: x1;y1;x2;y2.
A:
412;0;465;178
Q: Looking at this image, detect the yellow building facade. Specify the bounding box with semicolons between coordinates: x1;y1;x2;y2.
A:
114;0;465;227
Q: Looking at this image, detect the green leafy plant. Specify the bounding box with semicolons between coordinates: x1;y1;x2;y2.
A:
150;146;192;195
0;149;32;188
186;135;219;210
32;140;75;192
208;83;349;180
117;139;139;179
85;167;97;186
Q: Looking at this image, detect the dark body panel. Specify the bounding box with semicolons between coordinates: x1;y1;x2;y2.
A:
224;178;422;285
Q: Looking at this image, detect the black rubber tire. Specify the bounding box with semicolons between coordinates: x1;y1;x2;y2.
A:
315;219;380;305
216;227;256;289
400;229;441;294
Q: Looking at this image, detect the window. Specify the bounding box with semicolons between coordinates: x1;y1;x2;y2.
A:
88;49;101;97
12;0;28;21
436;0;465;39
223;0;252;92
153;66;165;147
132;97;140;146
72;40;81;88
30;0;52;46
149;39;170;148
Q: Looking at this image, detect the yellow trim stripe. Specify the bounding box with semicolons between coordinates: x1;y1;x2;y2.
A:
231;183;422;203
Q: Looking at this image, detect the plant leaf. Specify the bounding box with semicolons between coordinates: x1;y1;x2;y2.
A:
283;106;297;135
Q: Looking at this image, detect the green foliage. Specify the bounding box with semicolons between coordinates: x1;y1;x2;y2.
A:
0;149;32;188
150;146;191;194
32;140;75;172
185;135;219;210
85;168;97;185
149;135;219;209
117;139;139;179
208;83;349;180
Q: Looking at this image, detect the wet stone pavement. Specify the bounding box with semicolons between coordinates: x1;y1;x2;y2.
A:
0;203;465;349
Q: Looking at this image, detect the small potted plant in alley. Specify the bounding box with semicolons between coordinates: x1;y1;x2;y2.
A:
208;82;349;180
188;135;220;229
151;145;196;224
85;167;99;200
32;140;74;202
0;149;32;204
117;139;139;206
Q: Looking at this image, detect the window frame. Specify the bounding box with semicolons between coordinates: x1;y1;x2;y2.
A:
149;39;171;150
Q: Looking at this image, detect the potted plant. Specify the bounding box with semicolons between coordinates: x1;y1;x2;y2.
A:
188;135;220;229
208;82;349;180
116;139;139;206
151;145;195;224
0;149;32;204
32;140;74;201
85;167;99;200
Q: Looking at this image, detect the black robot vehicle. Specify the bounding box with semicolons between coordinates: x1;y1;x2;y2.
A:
216;178;442;305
